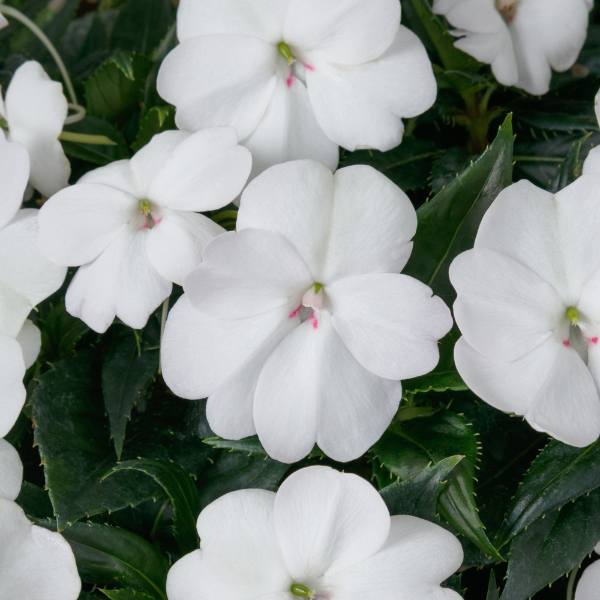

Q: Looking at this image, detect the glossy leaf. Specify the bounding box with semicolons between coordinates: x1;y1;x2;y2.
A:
131;106;176;152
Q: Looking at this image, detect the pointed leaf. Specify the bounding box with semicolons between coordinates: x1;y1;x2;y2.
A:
547;133;591;193
486;570;499;600
101;591;156;600
131;106;176;152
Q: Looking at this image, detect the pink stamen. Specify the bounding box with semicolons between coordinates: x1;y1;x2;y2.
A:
137;217;162;231
286;71;294;87
588;336;599;345
302;62;315;71
310;310;318;330
563;340;570;347
289;306;301;319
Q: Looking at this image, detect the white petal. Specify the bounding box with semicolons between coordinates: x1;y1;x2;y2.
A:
274;466;390;582
167;489;291;600
0;209;66;337
65;227;171;333
306;27;436;152
329;273;452;380
78;159;141;197
0;14;7;29
318;516;463;600
5;61;70;197
15;320;41;369
148;127;251;211
0;134;29;230
582;147;600;176
0;439;22;501
161;295;292;400
0;499;81;600
450;248;564;362
283;0;400;65
146;210;224;286
243;74;339;181
253;313;402;463
157;36;278;139
38;183;137;267
576;561;600;600
0;336;25;447
184;228;312;319
176;0;289;44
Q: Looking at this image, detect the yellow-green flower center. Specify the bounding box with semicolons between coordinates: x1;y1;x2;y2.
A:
278;41;295;64
139;199;156;229
290;583;313;598
567;306;580;324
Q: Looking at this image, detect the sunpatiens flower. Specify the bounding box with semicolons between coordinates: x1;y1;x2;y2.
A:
157;0;436;180
433;0;591;95
450;177;600;447
167;465;463;600
38;127;251;333
575;543;600;600
0;445;81;600
161;160;452;463
0;132;66;438
1;60;70;197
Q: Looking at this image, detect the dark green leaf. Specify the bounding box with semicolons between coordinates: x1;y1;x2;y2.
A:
104;458;201;555
204;436;325;460
430;147;472;195
486;570;499;600
131;106;176;152
111;0;174;56
379;455;463;521
403;114;514;305
496;439;600;548
39;300;90;361
101;590;156;600
547;133;591;193
102;324;159;459
513;99;599;133
15;482;54;519
501;488;600;600
35;519;169;600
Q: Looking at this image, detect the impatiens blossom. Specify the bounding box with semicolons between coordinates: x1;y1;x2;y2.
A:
0;132;66;438
38;127;251;333
575;543;600;600
162;160;452;463
1;60;70;197
167;465;463;600
433;0;591;95
581;87;600;175
450;177;600;447
0;444;81;600
157;0;436;180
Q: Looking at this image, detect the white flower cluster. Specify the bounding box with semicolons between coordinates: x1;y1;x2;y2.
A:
0;0;598;597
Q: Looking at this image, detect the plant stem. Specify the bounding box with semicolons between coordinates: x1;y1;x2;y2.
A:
158;297;169;375
59;131;117;145
566;563;580;600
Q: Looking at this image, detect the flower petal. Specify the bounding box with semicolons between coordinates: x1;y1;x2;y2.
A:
306;27;436;152
328;273;452;380
576;560;600;600
146;210;224;286
582;147;600;176
5;61;69;197
78;159;141;197
157;35;278;139
243;73;339;180
284;0;400;65
273;466;390;582
0;133;29;230
254;313;402;463
176;0;289;44
0;439;22;501
65;227;171;333
450;248;564;362
319;515;463;600
184;228;312;320
15;320;41;369
167;489;291;600
148;127;251;211
38;183;137;267
0;498;81;600
0;336;25;442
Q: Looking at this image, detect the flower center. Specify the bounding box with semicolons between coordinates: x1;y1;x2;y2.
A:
291;584;314;598
278;42;295;65
567;306;580;324
139;199;160;230
495;0;517;22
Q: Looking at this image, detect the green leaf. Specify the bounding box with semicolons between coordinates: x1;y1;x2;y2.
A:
403;114;514;305
513;99;599;133
495;439;600;548
110;0;174;56
85;52;152;122
39;300;90;361
379;455;464;521
102;323;159;459
104;458;201;555
501;488;600;600
430;147;472;194
131;106;176;152
15;482;54;519
204;436;325;460
486;570;499;600
339;137;439;191
101;590;157;600
547;133;591;193
35;519;169;600
373;410;502;561
62;115;129;165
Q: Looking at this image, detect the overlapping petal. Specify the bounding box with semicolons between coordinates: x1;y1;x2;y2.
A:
0;132;29;230
576;560;600;600
15;319;41;369
0;439;22;501
0;336;25;442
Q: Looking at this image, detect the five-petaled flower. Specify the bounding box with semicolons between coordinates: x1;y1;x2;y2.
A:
157;0;436;180
450;177;600;447
161;160;452;463
433;0;592;95
38;127;251;333
166;465;464;600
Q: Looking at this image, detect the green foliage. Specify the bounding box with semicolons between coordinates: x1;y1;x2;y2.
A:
131;106;176;152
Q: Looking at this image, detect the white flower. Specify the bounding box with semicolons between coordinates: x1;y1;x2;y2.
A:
167;465;463;600
1;61;70;197
38;127;251;333
0;132;66;438
581;88;600;175
157;0;436;180
433;0;591;95
0;445;81;600
161;160;452;463
576;558;600;600
450;177;600;447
